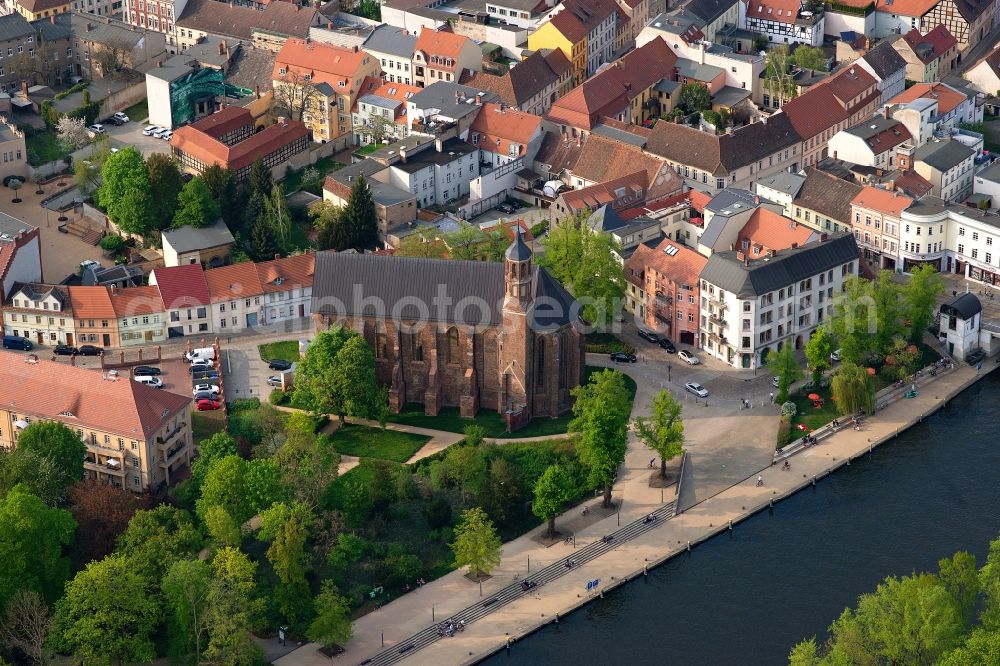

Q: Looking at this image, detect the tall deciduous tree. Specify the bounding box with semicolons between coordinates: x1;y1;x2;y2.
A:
146;153;183;231
532;464;574;537
790;45;828;71
196;455;285;526
162;558;211;666
632;389;684;479
804;327;833;387
68;478;149;563
763;45;796;104
307;581;353;649
570;369;631;507
265;513;312;623
766;344;803;404
903;264;945;344
451;507;502;578
263;183;293;251
56;116;90;150
203;504;242;547
57;553;161;665
115;505;203;583
97;147;154;237
174;177;220;229
203;548;263;666
0;447;68;506
17;421;85;490
294;326;384;422
0;589;51;666
201;164;240;230
678;82;711;114
830;361;875;417
275;414;340;508
0;486;75;611
937;551;980;629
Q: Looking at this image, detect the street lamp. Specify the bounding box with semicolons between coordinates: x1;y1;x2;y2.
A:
667;362;671;382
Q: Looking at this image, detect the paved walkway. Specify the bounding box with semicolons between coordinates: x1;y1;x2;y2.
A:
274;360;986;666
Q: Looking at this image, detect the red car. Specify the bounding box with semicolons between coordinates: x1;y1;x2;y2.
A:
196;398;222;411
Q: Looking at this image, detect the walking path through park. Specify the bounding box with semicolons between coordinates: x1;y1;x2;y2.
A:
273;361;989;666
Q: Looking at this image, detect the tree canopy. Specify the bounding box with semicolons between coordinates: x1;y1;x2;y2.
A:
308;581;353;648
766;344;803;404
97;147;154;237
532;464;575;537
293;326;385;422
16;420;86;490
570;369;631;507
315;175;380;251
146;153;183;231
451;507;502;577
632;389;684;479
679;82;712;114
173;176;220;229
804;327;833;388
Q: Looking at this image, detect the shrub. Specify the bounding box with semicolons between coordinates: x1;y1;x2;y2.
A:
530;220;549;237
776;417;792;447
268;389;288;406
99;234;126;252
423;496;452;529
779;401;797;418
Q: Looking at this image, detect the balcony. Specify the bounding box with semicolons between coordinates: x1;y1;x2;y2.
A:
160;441;187;467
705;295;727;311
84;456;124;476
156;422;187;446
706;329;726;344
708;313;726;326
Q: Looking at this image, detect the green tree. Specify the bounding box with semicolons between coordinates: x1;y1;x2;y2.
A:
980;534;1000;629
939;629;1000;666
532;464;574;538
162;559;211;666
804;327;833;388
884;336;921;382
243;158;274;235
264;513;311;623
903;264;945;343
263;183;293;251
766;344;803;404
788;638;820;666
250;214;279;262
938;551;980;629
201;164;241;231
196;455;285;526
481;457;522;526
441;444;487;501
275;415;340;508
540;211;626;326
146;153;183;231
0;486;75;611
293;326;384;422
679;82;711;114
116;505;203;583
17;420;86;490
307;581;352;649
830;362;875;416
173;176;220;229
203;504;242;547
0;446;69;506
570;369;631;507
763;45;796;104
57;553;161;665
632;389;684;479
191;432;239;488
451;507;502;578
203;547;263;666
444;223;508;262
339;174;380;250
96;147;154;237
312;201;347;252
791;45;828;71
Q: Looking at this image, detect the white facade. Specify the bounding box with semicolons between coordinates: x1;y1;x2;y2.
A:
857;53;906;105
367;48;413;86
939;305;980;359
0;232;40;300
898;199;1000;281
485;0;544;28
873;9;923;38
211;295;262;334
387;149;481;207
585;10;616;78
145;70;174;129
739;2;825;46
260;286;311;325
823;7;874;38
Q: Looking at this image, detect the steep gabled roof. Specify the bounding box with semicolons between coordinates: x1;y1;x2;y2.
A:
468;104;542;156
793;168;862;223
889;81;968;115
573;133;669;184
273;38;370;89
547;0;618;43
151;264;211;309
859;39;907;79
900;25;957;64
780;65;878;140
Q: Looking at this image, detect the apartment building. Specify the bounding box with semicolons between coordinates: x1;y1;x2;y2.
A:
625;236;707;344
874;0;994;51
827;115;912;168
362;24;416;86
698;233;860;368
888;81;982;130
148;263;212;338
66;12;166;80
256;253;314;325
460;48;572;117
964;44;1000;95
111;285;167;347
850;185;911;271
10;0;68;21
205;261;264;332
323;159;418;236
787;167;862;234
0;352;193;489
893;25;958;83
468;103;543;167
912;138;976;203
899;197;1000;281
3;283;74;345
67;285;119;347
412;26;481;88
0;116;26;187
272;38;380;144
738;0;825;46
854;39;906;106
385;136;481;208
527;0;618;85
0;12;72;93
352;77;420;146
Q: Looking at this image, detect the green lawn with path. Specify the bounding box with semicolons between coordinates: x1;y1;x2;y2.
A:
258;340;299;363
786;383;839;443
122;99;149;123
386;366;637;438
328;423;431;463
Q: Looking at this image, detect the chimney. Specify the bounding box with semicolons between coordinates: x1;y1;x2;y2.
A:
327;21;332;28
21;81;28;98
156;60;162;68
791;242;798;249
255;84;261;98
275;253;281;260
476;92;483;105
277;116;286;124
883;105;890;119
86;22;92;31
218;41;224;55
886;179;895;192
49;15;54;23
820;232;828;241
354;45;359;52
435;137;443;152
736;250;744;260
754;195;760;204
768;249;776;258
698;40;706;65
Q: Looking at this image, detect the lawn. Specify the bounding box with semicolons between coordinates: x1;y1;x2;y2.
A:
122;99;149;123
585;331;635;354
192;411;225;443
386;366;637;438
283;156;343;194
258;340;300;363
328;423;430;463
25;132;71;166
355;143;380;156
785;383;839;444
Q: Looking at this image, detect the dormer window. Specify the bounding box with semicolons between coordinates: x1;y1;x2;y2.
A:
275;277;283;286
279;67;286;75
304;74;311;81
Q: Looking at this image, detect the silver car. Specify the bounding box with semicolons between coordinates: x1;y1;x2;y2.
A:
685;382;709;398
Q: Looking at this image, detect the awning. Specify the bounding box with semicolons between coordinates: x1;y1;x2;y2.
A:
13;420;28;429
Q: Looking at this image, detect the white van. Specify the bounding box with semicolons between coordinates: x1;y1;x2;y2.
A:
185;347;216;362
134;375;164;389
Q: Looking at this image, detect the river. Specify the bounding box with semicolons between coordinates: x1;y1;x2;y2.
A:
482;373;1000;665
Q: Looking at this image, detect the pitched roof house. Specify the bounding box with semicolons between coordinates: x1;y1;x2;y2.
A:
460;49;572;116
894;25;959;83
412;26;482;87
467;104;544;164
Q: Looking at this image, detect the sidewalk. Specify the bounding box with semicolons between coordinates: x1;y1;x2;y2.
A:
275;362;986;666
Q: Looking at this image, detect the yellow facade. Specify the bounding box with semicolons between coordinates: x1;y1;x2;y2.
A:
528;23;587;86
14;1;69;21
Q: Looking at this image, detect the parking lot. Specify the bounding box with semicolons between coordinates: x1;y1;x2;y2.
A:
72;120;172;163
221;345;296;402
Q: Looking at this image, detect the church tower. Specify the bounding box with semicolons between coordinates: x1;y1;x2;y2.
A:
499;228;534;419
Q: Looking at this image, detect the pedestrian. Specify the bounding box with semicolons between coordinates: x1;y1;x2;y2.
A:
278;627;286;646
756;475;764;487
769;392;774;404
649;458;655;468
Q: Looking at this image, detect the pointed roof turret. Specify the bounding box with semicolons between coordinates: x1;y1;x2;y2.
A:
505;226;532;262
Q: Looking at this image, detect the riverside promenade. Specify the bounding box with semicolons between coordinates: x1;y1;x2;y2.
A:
276;361;987;666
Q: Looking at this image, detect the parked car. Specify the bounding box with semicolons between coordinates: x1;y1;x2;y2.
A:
53;344;78;356
133;366;162;376
267;375;284;387
609;351;637;363
191;370;220;381
268;359;293;371
112;112;129;123
105;116;124;126
77;345;103;356
658;338;677;353
829;349;842;362
88;123;106;134
134;375;164;389
159;130;173;141
151;128;168;139
2;335;33;351
143;125;162;136
685;382;709;398
189;358;211;368
196;398;222;411
193;391;217;402
966;349;987;365
496;203;516;214
192;384;220;396
185;347;216;362
637;329;660;344
80;259;100;271
678;349;700;365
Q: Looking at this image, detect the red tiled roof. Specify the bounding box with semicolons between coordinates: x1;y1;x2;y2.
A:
204;262;264;302
468;104;542;157
273;38;371;89
547;0;618;43
255;253;315;294
560;170;649;211
889;81;967;116
901;25;957;64
851;185;913;217
189;106;252;139
0;227;38;303
170;119;309;173
67;285;115;319
355;77;422;124
689;190;711;213
0;351;190;439
151;264;211;309
874;0;936;17
737;208;817;257
780;65;878;140
414;27;473;71
894;170;933;198
745;0;802;24
110;285;164;318
626;236;707;291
